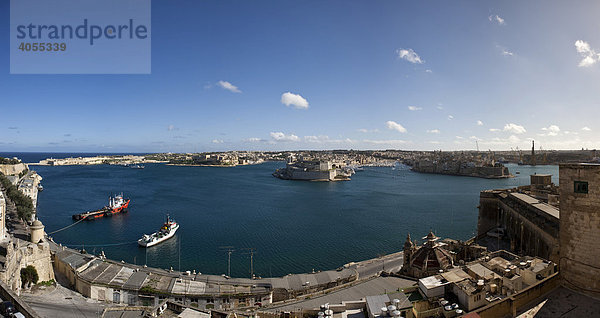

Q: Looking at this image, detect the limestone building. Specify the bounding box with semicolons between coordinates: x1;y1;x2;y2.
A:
559;163;600;298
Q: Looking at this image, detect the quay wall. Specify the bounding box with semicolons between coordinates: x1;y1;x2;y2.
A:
289;170;335;181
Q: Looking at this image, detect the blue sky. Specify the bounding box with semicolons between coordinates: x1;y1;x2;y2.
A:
1;0;600;152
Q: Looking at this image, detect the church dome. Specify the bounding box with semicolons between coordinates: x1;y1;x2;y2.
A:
410;244;453;271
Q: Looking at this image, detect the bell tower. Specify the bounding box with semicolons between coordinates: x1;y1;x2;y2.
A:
403;233;414;268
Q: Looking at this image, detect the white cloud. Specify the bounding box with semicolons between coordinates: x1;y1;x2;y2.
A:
363;139;409;145
582;126;592;131
436;105;444;110
503;123;526;134
396;48;424;64
216;80;241;93
167;125;175;131
386;121;407;133
541;125;560;136
455;136;464;140
281;92;309;109
496;44;514;57
425;69;433;73
477;120;483;126
488;14;505;25
244;137;263;142
508;135;520;143
408;106;422;111
448;115;454;120
358;128;379;133
212;139;224;144
427;129;440;134
472;135;521;147
489;128;501;132
579;56;596;67
575;40;600;67
269;132;300;142
304;135;333;143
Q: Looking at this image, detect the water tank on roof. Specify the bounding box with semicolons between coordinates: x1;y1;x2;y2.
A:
381;307;388;316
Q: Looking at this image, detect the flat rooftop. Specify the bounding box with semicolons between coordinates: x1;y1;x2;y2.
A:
510;193;559;219
265;277;416;312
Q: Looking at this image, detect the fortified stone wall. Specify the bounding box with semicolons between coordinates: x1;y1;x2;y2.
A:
290;169;335;181
477;191;501;236
559;163;600;298
0;163;28;176
0;239;55;292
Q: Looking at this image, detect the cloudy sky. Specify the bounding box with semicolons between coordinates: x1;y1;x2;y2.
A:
1;0;600;152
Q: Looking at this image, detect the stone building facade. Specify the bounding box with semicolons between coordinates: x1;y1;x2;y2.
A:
477;188;559;263
559;163;600;298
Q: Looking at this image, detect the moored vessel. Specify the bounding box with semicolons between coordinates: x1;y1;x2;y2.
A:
72;193;130;221
138;215;179;247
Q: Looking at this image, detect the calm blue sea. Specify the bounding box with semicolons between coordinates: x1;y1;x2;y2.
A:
1;152;558;278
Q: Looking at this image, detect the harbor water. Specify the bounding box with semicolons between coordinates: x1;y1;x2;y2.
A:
3;153;558;278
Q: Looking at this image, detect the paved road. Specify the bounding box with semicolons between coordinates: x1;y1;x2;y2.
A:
352;252;403;278
21;284;109;318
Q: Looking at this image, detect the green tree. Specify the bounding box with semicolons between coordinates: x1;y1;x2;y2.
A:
20;265;39;287
0;173;34;220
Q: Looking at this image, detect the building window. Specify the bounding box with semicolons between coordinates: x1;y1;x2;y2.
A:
113;291;120;303
574;181;589;194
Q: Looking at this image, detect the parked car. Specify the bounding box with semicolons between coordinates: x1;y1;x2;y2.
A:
0;301;16;316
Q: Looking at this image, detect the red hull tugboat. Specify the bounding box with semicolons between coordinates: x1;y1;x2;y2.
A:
72;193;131;221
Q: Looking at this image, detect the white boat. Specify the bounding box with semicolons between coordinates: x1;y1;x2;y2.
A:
138;215;179;247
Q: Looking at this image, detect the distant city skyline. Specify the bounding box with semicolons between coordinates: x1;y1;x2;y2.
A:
1;0;600;153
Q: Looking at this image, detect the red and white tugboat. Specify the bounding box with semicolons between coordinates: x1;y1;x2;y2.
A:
72;193;131;221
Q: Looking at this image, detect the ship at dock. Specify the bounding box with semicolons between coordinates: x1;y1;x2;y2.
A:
72;193;130;221
138;215;179;247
